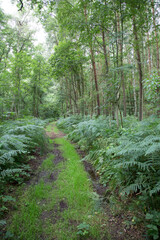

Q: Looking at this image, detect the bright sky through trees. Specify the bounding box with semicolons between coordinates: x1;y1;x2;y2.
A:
0;0;46;45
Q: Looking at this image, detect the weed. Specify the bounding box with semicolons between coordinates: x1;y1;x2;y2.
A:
77;222;90;238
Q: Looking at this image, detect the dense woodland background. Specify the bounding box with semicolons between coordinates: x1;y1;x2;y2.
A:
1;0;160;239
0;0;160;122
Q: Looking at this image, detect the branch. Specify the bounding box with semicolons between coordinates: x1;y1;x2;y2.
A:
18;0;23;11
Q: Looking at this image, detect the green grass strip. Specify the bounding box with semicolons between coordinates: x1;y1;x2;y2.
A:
8;126;110;240
41;153;55;170
9;180;52;240
46;137;110;240
45;122;59;133
54;138;92;209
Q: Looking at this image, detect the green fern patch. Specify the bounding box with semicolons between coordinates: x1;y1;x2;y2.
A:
57;115;160;239
0;118;48;222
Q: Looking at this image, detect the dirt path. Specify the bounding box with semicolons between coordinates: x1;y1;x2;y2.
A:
4;123;145;240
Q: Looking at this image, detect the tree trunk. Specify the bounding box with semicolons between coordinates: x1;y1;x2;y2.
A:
118;6;126;117
84;7;100;116
101;29;109;74
33;84;36;117
90;46;101;116
152;0;160;74
132;16;143;121
147;33;152;74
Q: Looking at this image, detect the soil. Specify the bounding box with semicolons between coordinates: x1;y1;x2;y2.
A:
27;141;65;186
51;145;65;165
59;200;68;212
46;131;65;139
76;147;146;240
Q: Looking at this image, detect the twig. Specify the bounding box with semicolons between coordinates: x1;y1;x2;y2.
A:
18;0;23;11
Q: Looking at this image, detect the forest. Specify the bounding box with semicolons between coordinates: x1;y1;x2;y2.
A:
0;0;160;239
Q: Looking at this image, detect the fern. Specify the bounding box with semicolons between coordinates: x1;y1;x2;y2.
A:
58;115;160;239
60;115;160;205
0;169;23;178
150;181;160;196
0;118;48;194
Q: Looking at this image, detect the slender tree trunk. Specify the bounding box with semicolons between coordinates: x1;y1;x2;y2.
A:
90;46;100;116
81;66;85;116
147;33;152;74
72;75;79;114
16;67;21;117
115;12;121;126
101;27;110;116
69;77;73;115
132;71;137;116
36;68;41;118
65;76;69;114
84;7;100;116
152;0;160;74
90;65;94;117
33;84;36;117
141;35;145;75
118;5;126;117
132;16;143;121
101;29;109;74
116;105;119;127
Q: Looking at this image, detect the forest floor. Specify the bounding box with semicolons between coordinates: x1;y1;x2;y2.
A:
5;123;145;240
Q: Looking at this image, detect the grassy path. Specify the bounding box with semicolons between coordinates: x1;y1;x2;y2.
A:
8;123;109;240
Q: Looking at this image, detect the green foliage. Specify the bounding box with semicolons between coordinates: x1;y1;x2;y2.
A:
144;70;160;103
146;210;160;240
0;117;48;231
49;40;87;78
0;118;48;192
57;115;85;132
77;222;90;238
58;115;160;239
57;115;117;149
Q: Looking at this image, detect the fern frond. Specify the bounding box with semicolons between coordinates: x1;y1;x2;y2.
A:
0;168;23;178
150;182;160;196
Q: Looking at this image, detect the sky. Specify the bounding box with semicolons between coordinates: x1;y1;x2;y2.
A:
0;0;46;45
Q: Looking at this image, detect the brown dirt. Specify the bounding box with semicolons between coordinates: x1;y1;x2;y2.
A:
49;171;59;182
59;199;68;212
27;141;65;186
51;145;65;165
46;131;65;139
76;147;146;240
27;149;47;175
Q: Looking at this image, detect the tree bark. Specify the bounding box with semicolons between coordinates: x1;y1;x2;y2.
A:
132;16;143;121
152;0;160;74
101;29;109;74
147;33;152;74
84;7;100;116
118;6;126;117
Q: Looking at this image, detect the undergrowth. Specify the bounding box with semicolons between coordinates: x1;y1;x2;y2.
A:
0;118;49;236
57;115;160;239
